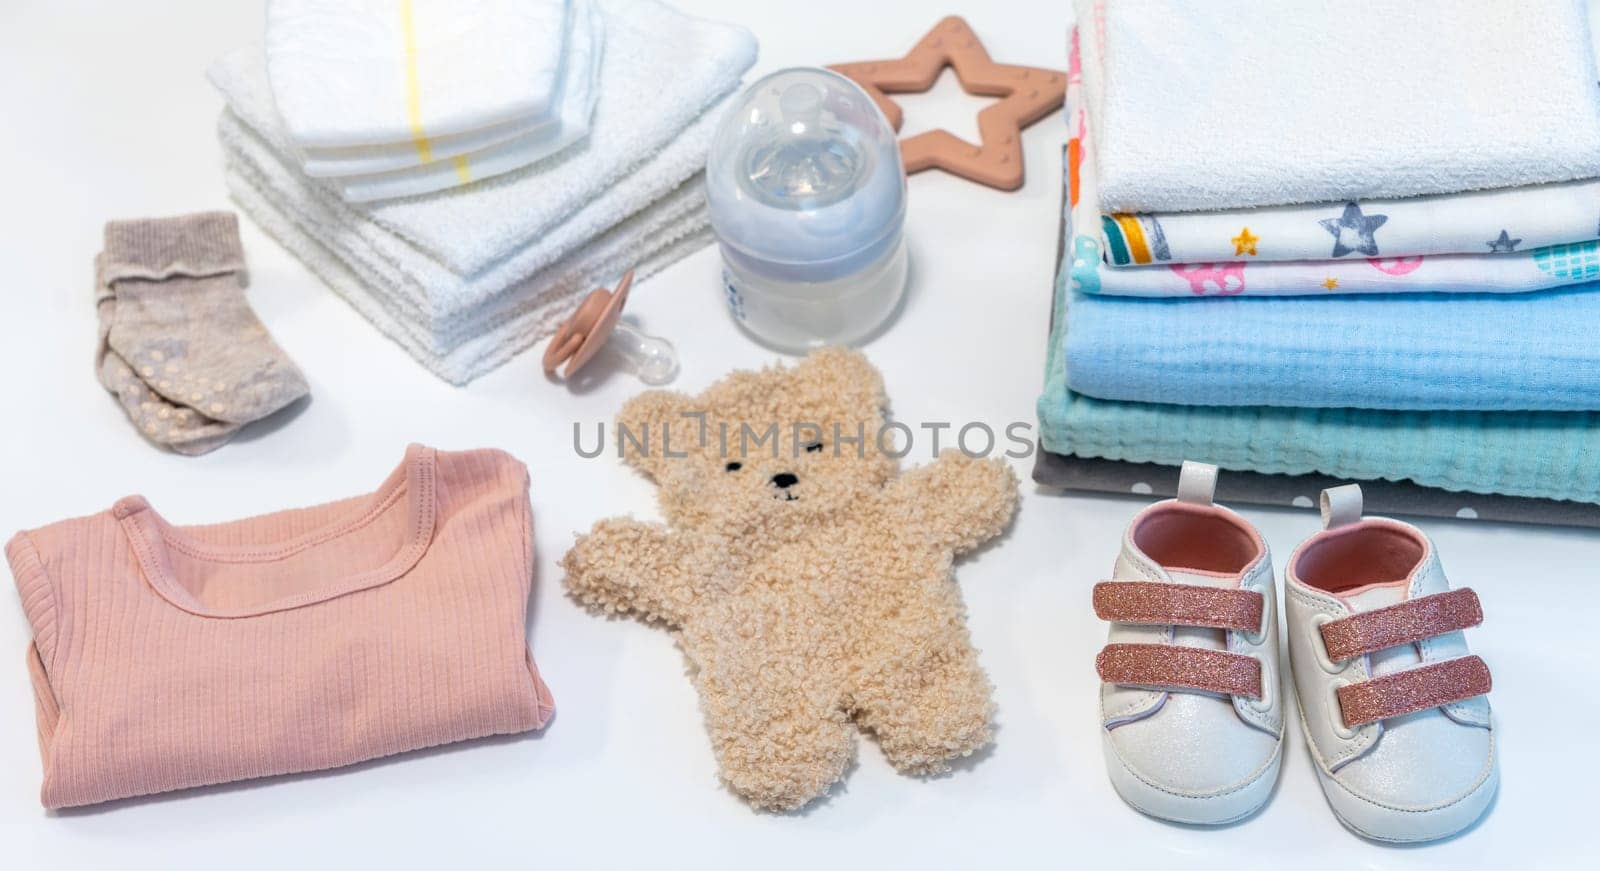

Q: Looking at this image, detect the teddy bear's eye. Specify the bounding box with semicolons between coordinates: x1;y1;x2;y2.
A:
804;442;823;453
725;461;742;472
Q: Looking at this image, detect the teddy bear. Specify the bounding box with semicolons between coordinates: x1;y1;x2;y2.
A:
561;348;1019;811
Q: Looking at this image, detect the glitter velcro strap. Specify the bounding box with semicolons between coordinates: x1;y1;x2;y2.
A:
1096;643;1262;700
1093;581;1264;633
1335;655;1492;728
1320;588;1483;662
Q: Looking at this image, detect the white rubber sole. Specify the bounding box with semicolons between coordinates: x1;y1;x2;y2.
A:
1101;731;1282;826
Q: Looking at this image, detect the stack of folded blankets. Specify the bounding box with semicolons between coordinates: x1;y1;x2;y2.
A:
1039;0;1600;508
211;0;757;384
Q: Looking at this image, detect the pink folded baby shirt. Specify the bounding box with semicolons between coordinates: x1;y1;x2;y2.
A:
7;444;554;808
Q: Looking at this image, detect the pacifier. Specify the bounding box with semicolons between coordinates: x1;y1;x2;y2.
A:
542;271;679;385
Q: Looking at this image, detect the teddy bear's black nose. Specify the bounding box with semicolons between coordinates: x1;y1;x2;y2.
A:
770;472;799;489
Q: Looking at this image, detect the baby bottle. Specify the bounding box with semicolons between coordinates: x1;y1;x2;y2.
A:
706;68;909;352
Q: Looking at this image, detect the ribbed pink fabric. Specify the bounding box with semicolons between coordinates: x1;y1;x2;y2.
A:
6;444;554;809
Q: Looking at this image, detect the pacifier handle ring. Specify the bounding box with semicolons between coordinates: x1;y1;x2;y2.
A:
544;270;666;382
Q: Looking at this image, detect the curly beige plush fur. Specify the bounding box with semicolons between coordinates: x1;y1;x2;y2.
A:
561;348;1018;811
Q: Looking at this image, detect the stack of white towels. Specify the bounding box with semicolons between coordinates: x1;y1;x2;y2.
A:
211;0;757;383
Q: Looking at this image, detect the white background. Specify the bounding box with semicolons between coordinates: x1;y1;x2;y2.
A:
1;2;1594;868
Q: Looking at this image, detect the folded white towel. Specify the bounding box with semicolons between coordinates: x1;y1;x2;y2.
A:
266;0;571;149
315;0;606;201
226;166;710;385
217;96;723;338
215;0;755;275
221;108;714;350
1078;0;1600;212
300;0;603;182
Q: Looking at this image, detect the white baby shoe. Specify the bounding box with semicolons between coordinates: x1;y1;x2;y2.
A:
1285;484;1497;843
1093;462;1284;824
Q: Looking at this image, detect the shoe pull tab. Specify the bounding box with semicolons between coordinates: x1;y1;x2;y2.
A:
1176;460;1218;506
1320;483;1364;529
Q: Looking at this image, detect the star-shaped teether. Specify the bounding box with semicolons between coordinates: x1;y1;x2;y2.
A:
829;17;1066;191
1318;203;1388;258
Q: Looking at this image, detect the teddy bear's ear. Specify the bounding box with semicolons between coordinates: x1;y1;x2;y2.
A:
790;347;888;425
615;389;699;479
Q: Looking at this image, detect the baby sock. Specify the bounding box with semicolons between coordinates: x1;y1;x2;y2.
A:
94;257;241;455
96;212;309;454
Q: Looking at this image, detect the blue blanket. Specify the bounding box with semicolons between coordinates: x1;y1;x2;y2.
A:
1063;270;1600;412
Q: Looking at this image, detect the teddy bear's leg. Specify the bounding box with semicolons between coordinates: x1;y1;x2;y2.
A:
852;641;996;775
698;674;857;812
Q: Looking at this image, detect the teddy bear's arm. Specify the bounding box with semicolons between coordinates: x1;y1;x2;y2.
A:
888;451;1019;555
560;518;713;626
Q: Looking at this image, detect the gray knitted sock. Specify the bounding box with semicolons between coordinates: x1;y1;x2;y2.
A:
96;212;308;454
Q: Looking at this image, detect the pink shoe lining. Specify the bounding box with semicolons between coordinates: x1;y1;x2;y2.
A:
1131;502;1264;579
1292;518;1427;600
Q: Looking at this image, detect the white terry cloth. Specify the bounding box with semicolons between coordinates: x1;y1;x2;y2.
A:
299;0;603;181
1079;0;1600;212
316;0;606;201
220;108;713;352
226;165;711;385
215;0;756;275
266;0;571;149
216;96;724;337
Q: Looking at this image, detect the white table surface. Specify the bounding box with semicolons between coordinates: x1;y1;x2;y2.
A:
1;2;1592;867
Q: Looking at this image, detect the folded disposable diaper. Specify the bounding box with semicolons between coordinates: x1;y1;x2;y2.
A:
267;0;612;201
299;0;604;191
267;0;572;149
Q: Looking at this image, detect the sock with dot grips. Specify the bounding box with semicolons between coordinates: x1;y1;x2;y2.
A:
95;254;240;455
96;212;307;454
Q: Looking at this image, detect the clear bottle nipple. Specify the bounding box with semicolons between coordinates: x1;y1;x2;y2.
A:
742;81;864;209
